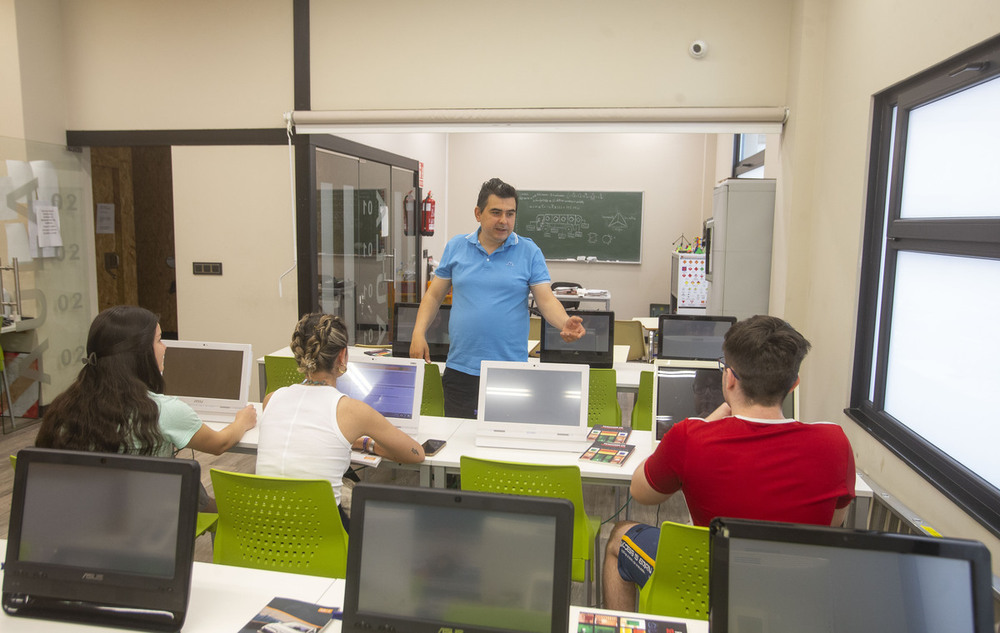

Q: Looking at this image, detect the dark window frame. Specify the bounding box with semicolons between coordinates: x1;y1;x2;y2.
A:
847;34;1000;538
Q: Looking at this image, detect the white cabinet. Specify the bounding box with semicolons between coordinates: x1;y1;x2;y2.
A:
706;179;775;320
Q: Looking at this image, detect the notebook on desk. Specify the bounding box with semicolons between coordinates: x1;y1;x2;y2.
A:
3;448;200;632
161;340;253;423
343;483;574;633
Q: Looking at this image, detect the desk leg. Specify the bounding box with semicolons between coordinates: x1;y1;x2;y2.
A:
429;465;447;488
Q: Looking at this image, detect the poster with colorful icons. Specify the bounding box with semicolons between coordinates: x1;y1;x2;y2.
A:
577;610;688;633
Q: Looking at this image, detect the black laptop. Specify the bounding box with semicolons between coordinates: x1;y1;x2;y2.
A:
343;483;574;633
539;310;615;368
3;448;201;632
709;517;994;633
657;314;736;361
392;302;451;362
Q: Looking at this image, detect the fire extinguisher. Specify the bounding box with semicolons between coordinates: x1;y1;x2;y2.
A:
420;191;436;237
403;189;416;236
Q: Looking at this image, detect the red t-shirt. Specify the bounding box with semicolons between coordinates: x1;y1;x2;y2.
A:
644;415;855;527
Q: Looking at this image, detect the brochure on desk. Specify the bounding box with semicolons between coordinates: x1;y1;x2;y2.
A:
238;596;340;633
577;610;688;633
580;426;635;466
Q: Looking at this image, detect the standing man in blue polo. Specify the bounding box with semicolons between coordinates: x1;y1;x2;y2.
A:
410;177;586;418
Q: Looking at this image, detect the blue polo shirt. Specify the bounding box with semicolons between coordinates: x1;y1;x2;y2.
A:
434;230;551;375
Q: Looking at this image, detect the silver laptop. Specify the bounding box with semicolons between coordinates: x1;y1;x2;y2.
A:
161;340;253;423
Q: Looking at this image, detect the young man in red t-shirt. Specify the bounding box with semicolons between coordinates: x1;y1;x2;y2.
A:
603;315;855;611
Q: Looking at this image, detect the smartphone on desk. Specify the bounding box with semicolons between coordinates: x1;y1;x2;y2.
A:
422;438;446;456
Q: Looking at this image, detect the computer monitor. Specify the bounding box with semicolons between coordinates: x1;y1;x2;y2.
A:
337;356;425;437
343;483;574;633
651;360;799;442
656;314;737;362
539;310;615;368
162;340;253;423
392;302;451;362
475;361;591;452
709;517;994;633
3;448;200;632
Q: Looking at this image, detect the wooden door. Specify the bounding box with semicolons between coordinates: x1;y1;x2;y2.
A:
90;147;138;311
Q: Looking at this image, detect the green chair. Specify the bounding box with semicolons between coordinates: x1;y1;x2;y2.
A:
195;511;218;537
588;368;622;427
638;521;710;619
459;456;602;605
614;319;648;361
630;370;653;431
263;354;301;396
420;362;446;417
210;469;349;578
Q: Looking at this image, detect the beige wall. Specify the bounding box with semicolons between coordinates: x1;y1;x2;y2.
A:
310;0;794;110
61;0;292;130
780;0;1000;563
171;145;298;400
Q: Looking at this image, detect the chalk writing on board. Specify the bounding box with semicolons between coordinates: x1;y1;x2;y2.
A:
518;190;642;262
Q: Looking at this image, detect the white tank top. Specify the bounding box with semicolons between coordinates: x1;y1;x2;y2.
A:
255;384;353;505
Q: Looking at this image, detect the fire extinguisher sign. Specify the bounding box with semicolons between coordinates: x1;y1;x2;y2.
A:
419;162;424;188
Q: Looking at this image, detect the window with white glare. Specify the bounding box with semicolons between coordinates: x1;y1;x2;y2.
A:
850;35;1000;538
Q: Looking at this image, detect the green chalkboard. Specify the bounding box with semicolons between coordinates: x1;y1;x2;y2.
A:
517;190;643;263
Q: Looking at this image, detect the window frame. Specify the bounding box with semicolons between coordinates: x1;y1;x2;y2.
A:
732;134;766;177
848;34;1000;538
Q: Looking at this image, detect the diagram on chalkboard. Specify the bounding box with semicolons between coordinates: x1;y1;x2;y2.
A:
518;190;643;263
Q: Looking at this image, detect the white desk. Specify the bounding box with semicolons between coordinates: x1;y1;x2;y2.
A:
424;418;654;488
0;539;341;633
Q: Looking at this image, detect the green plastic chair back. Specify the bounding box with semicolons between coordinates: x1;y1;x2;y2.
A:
588;368;621;427
9;454;15;469
195;512;218;537
638;521;710;619
420;362;446;417
210;469;348;578
459;456;601;599
631;370;654;431
614;319;647;361
264;354;301;395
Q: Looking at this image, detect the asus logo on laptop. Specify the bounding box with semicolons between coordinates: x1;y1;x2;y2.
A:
81;573;104;582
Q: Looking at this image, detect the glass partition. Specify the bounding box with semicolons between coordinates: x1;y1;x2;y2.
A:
312;142;419;346
1;137;95;419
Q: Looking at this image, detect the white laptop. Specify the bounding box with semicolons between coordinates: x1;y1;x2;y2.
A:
475;360;591;452
161;340;253;424
337;356;425;437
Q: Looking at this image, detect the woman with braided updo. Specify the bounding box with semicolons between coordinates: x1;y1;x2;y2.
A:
255;313;425;524
35;306;257;509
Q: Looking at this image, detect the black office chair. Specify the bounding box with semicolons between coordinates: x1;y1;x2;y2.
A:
550;281;583;310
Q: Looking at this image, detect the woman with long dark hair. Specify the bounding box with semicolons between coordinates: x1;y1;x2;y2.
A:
36;305;256;460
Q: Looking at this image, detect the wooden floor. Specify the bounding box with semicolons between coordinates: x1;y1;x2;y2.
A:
0;416;690;607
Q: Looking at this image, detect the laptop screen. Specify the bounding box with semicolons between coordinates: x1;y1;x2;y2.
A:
162;340;253;420
392;302;451;362
652;362;800;441
3;448;200;631
657;314;736;361
343;483;574;633
337;357;424;436
709;518;994;633
539;310;615;368
476;361;591;452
